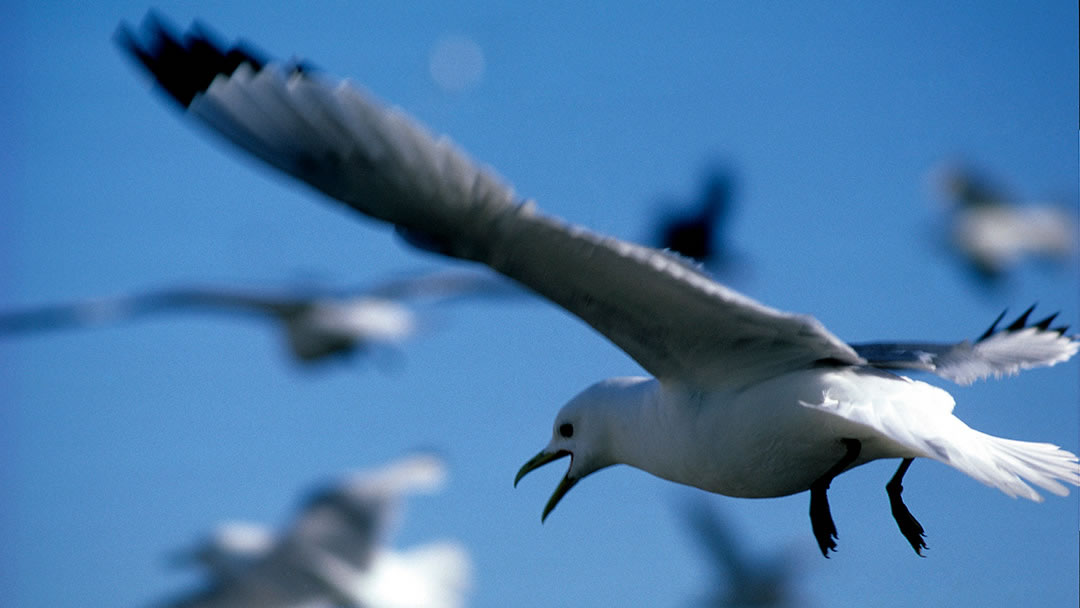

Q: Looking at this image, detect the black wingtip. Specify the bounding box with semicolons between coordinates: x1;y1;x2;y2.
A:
116;12;269;108
976;308;1008;342
1033;312;1059;331
977;305;1074;341
1006;304;1037;332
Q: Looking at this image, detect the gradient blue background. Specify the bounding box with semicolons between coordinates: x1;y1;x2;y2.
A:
2;2;1077;606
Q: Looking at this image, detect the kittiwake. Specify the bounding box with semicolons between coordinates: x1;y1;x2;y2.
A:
116;15;1080;556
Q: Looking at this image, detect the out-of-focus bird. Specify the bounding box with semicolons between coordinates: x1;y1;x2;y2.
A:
654;169;736;268
117;15;1080;557
168;522;275;581
933;163;1076;285
155;454;471;608
681;498;797;607
0;269;511;365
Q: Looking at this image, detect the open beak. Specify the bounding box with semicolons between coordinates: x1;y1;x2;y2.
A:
514;449;576;522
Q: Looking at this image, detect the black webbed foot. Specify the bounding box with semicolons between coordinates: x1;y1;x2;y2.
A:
887;458;928;556
809;438;861;557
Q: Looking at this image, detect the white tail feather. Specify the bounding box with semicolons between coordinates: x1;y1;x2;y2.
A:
940;429;1079;501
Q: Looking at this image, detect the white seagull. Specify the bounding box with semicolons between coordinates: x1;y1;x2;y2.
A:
156;454;472;608
0;270;508;365
117;15;1080;556
933;163;1077;284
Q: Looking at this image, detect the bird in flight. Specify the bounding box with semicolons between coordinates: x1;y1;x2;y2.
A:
156;454;471;608
117;14;1079;556
0;270;509;365
680;497;797;607
654;168;736;267
932;162;1076;285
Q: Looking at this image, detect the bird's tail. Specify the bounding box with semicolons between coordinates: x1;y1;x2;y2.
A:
944;429;1079;501
798;369;1078;502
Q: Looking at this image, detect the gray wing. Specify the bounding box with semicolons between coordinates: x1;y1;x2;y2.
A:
152;541;334;608
277;454;447;586
0;287;305;337
154;455;444;608
116;15;863;390
152;519;349;608
853;307;1078;385
0;296;150;335
151;574;332;608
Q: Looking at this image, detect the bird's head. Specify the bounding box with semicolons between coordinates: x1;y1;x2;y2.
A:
515;377;653;521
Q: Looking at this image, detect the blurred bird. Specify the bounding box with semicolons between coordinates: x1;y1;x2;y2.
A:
118;15;1080;557
168;522;275;581
681;498;796;607
0;269;512;365
156;453;472;608
654;169;736;268
932;163;1076;285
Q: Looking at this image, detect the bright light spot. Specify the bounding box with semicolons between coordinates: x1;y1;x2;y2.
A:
428;35;485;93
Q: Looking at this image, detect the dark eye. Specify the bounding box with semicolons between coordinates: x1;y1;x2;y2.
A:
559;423;574;438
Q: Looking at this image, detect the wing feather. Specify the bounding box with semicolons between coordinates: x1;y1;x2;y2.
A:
0;288;302;336
852;307;1078;385
117;15;863;389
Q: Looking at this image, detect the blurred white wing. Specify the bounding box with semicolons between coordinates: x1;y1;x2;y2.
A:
0;288;301;336
0;272;513;363
354;543;472;608
155;454;452;608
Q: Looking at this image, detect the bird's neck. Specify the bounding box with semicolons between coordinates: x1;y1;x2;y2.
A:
603;380;697;482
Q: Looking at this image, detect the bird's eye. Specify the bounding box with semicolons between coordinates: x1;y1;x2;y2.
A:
558;423;574;438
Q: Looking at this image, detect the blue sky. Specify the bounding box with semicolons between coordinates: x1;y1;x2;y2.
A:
2;2;1077;607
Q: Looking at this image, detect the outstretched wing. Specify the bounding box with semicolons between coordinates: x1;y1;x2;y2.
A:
0;297;148;335
116;15;863;390
283;453;447;573
151;545;328;608
0;287;305;338
852;306;1078;385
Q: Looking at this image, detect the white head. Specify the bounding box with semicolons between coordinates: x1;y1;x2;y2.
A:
514;377;654;521
171;521;274;577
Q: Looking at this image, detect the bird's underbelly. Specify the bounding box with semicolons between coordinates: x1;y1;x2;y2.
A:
651;369;923;498
684;406;867;498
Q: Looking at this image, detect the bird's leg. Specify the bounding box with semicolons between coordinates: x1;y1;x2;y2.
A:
809;438;861;557
886;458;927;556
